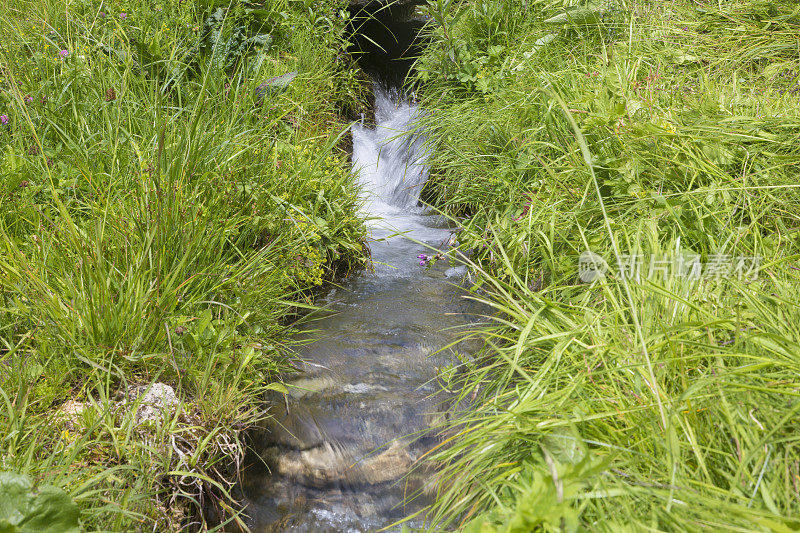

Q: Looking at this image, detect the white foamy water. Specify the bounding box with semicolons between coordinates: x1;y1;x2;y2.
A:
351;86;451;275
353;85;429;212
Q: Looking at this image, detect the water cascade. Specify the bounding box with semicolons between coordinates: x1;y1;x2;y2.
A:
239;9;477;531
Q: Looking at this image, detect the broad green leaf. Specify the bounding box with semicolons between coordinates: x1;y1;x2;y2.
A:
264;382;289;394
544;7;603;25
0;473;80;533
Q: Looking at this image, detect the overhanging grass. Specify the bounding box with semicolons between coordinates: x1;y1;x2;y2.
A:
413;0;800;530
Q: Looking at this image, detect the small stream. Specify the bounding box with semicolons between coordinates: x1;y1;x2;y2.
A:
240;86;476;532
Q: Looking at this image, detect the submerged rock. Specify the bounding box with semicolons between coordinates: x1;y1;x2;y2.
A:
271;440;415;488
358;440;414;484
262;402;326;450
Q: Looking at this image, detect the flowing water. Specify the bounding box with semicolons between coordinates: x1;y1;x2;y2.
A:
241;86;476;532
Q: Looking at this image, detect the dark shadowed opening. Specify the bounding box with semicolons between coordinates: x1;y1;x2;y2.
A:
345;2;427;88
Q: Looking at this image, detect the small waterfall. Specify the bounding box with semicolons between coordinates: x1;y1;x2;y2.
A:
348;86;452;279
352;85;429;213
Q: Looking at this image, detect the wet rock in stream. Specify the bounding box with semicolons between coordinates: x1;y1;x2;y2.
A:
254;370;447;486
239;277;482;532
268;440;416;488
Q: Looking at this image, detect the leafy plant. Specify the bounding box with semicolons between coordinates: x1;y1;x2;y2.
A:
0;0;370;528
0;472;80;533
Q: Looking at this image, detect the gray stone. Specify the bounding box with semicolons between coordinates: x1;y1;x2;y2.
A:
445;265;468;278
55;400;89;431
126;383;179;424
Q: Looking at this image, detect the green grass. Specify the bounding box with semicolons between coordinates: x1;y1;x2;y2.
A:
412;0;800;530
5;0;800;530
0;0;368;529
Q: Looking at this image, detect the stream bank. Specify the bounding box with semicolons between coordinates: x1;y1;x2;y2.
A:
394;1;800;530
0;2;377;530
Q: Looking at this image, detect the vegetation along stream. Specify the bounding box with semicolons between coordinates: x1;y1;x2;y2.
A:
5;0;800;531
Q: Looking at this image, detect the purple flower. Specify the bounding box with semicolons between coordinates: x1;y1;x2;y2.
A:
419;260;426;266
120;12;127;19
59;49;68;58
99;11;106;18
24;95;33;104
417;254;428;260
0;115;8;125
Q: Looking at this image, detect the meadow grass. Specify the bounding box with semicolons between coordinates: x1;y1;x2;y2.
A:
412;0;800;530
0;0;368;529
